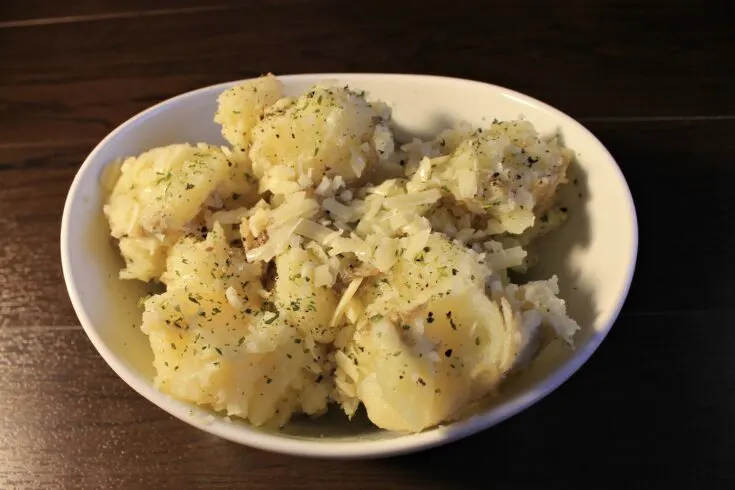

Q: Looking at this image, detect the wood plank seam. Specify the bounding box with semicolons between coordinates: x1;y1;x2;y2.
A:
0;4;238;29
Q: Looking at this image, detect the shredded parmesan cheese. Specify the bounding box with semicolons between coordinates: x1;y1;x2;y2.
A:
330;277;363;328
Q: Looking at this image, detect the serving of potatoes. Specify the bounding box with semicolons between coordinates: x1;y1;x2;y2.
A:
103;74;579;433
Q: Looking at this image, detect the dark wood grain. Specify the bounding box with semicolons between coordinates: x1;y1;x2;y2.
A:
1;0;733;147
0;1;230;23
1;0;734;487
594;120;735;315
1;311;733;489
0;143;88;327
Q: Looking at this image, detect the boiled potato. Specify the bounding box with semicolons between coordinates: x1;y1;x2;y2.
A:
419;121;572;235
105;144;230;238
360;232;489;313
117;235;178;281
272;245;340;343
160;223;261;293
249;84;381;187
214;74;284;150
142;224;331;427
144;292;330;427
335;233;542;432
215;148;260;210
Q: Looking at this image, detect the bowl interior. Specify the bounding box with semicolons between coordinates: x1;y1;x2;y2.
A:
62;74;636;454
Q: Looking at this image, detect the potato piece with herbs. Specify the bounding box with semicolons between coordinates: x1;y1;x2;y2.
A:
334;233;551;432
160;223;262;293
359;233;489;313
142;224;331;427
411;120;572;235
337;277;558;433
214;74;284;150
143;289;331;427
104;143;230;238
272;245;340;343
117;235;178;282
249;85;382;188
214;148;260;209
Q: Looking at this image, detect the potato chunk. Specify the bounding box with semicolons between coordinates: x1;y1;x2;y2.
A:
214;74;284;150
249;85;381;189
105;143;230;238
142;224;331;427
434;121;572;234
118;235;177;282
334;233;577;432
272;245;340;343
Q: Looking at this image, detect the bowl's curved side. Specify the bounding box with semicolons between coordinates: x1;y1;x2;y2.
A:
61;73;638;458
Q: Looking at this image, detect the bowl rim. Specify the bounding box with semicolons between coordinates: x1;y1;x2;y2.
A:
61;73;638;459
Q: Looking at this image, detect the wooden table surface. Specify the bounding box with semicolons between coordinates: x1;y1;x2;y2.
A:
1;0;734;488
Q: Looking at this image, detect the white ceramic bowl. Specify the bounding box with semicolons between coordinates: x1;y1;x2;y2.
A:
61;74;637;458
